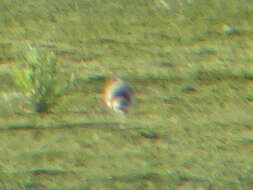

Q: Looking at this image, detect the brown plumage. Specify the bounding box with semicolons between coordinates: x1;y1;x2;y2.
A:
103;78;133;114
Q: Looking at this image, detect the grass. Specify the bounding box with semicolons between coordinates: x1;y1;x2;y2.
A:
11;47;74;113
0;0;253;189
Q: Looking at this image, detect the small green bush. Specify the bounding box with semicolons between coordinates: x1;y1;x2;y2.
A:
11;47;74;113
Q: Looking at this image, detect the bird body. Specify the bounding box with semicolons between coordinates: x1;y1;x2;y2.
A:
104;78;133;114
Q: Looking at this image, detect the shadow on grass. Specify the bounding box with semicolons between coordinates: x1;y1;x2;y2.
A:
1;121;125;131
106;171;159;182
30;168;74;176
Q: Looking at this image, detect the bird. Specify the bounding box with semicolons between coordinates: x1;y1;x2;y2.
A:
103;78;133;114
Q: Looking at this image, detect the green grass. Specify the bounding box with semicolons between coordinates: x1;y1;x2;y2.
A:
0;0;253;189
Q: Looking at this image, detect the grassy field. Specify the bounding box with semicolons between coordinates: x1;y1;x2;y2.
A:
0;0;253;189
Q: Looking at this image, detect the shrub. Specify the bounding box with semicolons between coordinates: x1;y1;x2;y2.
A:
11;47;74;113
